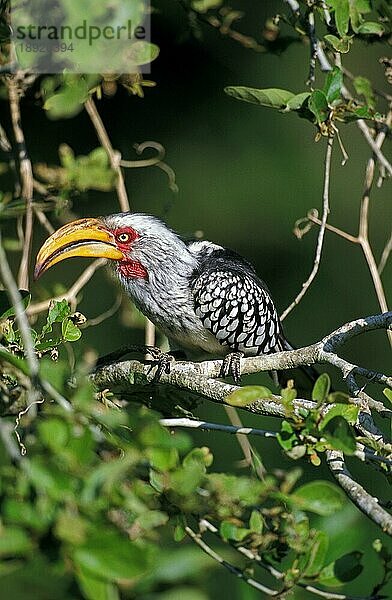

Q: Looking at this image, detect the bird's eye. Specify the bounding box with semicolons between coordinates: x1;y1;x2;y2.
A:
117;233;130;243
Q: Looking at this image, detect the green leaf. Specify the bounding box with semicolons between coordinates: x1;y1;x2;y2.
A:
330;0;350;36
191;0;223;12
220;521;250;542
383;388;392;405
73;531;154;582
134;510;169;531
38;418;70;451
43;76;90;120
225;386;272;407
357;21;385;35
249;510;263;534
224;86;294;110
277;420;296;451
353;76;376;108
319;551;363;586
127;41;160;66
353;0;371;13
285;92;311;111
76;565;120;600
0;527;34;557
327;391;350;404
61;317;82;342
0;290;31;320
174;518;186;542
312;373;331;404
0;348;30;375
322;416;357;454
41;300;71;337
303;531;329;578
324;34;352;53
323;67;343;103
308;90;329;124
292;481;345;516
320;404;359;428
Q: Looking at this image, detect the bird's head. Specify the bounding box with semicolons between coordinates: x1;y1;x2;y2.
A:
34;213;192;282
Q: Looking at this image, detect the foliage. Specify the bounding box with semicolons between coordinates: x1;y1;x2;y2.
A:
0;0;391;598
0;339;370;597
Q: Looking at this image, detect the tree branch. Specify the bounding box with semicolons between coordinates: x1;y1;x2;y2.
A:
327;450;392;536
7;77;34;290
92;312;392;413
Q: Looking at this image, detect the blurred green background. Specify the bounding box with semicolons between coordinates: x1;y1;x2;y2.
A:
2;1;391;597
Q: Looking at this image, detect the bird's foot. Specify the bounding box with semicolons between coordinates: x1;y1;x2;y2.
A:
220;351;244;385
95;345;172;371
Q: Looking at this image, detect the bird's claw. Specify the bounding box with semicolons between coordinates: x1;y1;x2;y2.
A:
220;351;244;385
148;349;175;382
96;345;173;377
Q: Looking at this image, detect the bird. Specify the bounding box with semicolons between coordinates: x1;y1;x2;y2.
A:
34;212;304;384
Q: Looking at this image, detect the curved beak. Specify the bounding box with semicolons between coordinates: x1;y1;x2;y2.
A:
34;218;124;280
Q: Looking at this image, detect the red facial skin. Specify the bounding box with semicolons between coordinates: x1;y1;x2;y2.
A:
112;227;148;280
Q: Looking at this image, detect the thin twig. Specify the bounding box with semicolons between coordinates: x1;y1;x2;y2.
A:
7;77;34;290
356;120;392;178
378;229;392;275
82;293;122;328
200;519;375;600
160;417;277;439
159;418;392;469
224;404;266;477
307;211;358;243
357;112;392;347
84;96;130;212
34;208;55;234
185;525;280;596
281;136;334;321
27;258;106;316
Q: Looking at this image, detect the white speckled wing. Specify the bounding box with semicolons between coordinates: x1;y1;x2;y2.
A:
192;267;281;356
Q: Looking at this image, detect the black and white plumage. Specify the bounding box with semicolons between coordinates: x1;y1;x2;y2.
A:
101;214;287;363
35;212;295;382
191;244;282;356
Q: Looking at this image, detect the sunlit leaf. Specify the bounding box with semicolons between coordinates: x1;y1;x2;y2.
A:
226;385;272;407
357;21;384;35
61;317;82;342
292;481;345;515
324;34;352;53
312;373;331;404
320;404;359;428
224;86;295;110
73;531;154;582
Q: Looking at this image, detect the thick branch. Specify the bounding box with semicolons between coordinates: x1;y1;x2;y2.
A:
92;313;392;418
327;450;392;535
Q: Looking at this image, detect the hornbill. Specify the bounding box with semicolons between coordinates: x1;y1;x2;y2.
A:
34;213;309;385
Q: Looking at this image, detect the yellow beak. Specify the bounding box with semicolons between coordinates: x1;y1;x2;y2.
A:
34;218;124;280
